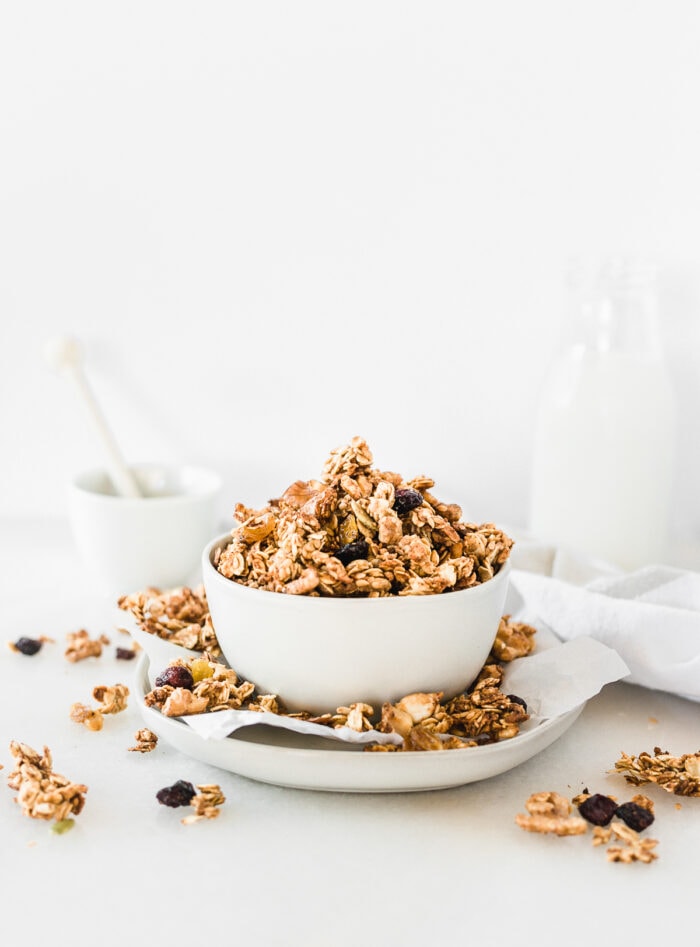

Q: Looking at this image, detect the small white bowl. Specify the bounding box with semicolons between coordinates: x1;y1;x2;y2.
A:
69;463;222;596
202;533;511;714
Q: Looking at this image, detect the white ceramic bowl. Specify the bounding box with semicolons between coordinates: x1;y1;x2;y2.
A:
202;533;512;714
69;463;222;596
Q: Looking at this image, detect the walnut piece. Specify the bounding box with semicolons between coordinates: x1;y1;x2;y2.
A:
161;688;210;717
515;792;588;836
6;741;87;822
606;822;659;864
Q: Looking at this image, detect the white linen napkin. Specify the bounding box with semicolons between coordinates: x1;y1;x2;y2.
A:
507;536;700;703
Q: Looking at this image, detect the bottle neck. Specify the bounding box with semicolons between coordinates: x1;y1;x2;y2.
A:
566;257;663;358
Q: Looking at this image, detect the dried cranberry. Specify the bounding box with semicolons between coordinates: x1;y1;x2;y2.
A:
334;539;369;566
393;488;424;515
155;665;194;690
156;780;196;808
13;637;43;656
506;694;527;711
578;793;618;826
115;647;136;660
616;802;654;832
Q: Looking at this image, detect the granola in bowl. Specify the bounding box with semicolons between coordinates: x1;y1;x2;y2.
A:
215;436;513;597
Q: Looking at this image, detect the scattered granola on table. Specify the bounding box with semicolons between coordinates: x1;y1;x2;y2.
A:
9;636;53;656
604;823;659;864
215;436;513;597
517;788;660;864
70;683;130;730
181;784;225;825
515;792;588;836
115;645;139;660
70;703;104;731
155;779;225;824
117;585;221;656
156;779;196;807
129;728;159;753
575;792;619;826
613;747;700;797
65;629;110;662
6;741;87;822
92;683;129;714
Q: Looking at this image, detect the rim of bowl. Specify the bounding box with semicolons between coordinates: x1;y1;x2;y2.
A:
71;463;223;503
202;532;512;605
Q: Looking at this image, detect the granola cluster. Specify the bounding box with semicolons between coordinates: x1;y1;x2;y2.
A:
118;585;221;656
128;728;158;753
144;621;533;752
215;436;513;597
182;784;225;825
613;747;700;797
368;678;528;752
145;656;256;717
6;741;87;822
490;615;537;662
70;683;130;731
65;629;110;662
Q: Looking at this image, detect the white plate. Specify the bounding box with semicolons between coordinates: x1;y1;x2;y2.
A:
134;656;584;793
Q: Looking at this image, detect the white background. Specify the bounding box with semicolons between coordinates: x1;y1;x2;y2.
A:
1;1;699;543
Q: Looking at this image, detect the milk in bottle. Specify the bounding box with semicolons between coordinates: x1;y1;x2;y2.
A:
529;258;676;570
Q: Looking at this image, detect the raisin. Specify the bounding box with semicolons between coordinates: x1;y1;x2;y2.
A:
393;488;424;515
506;694;527;711
334;539;369;566
156;780;196;808
615;802;654;832
115;647;136;660
154;665;194;690
578;793;618;826
13;637;43;656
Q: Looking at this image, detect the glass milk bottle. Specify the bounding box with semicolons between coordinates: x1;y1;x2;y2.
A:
529;257;676;570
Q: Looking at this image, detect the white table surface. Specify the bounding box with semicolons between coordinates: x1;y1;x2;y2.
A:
1;517;698;947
